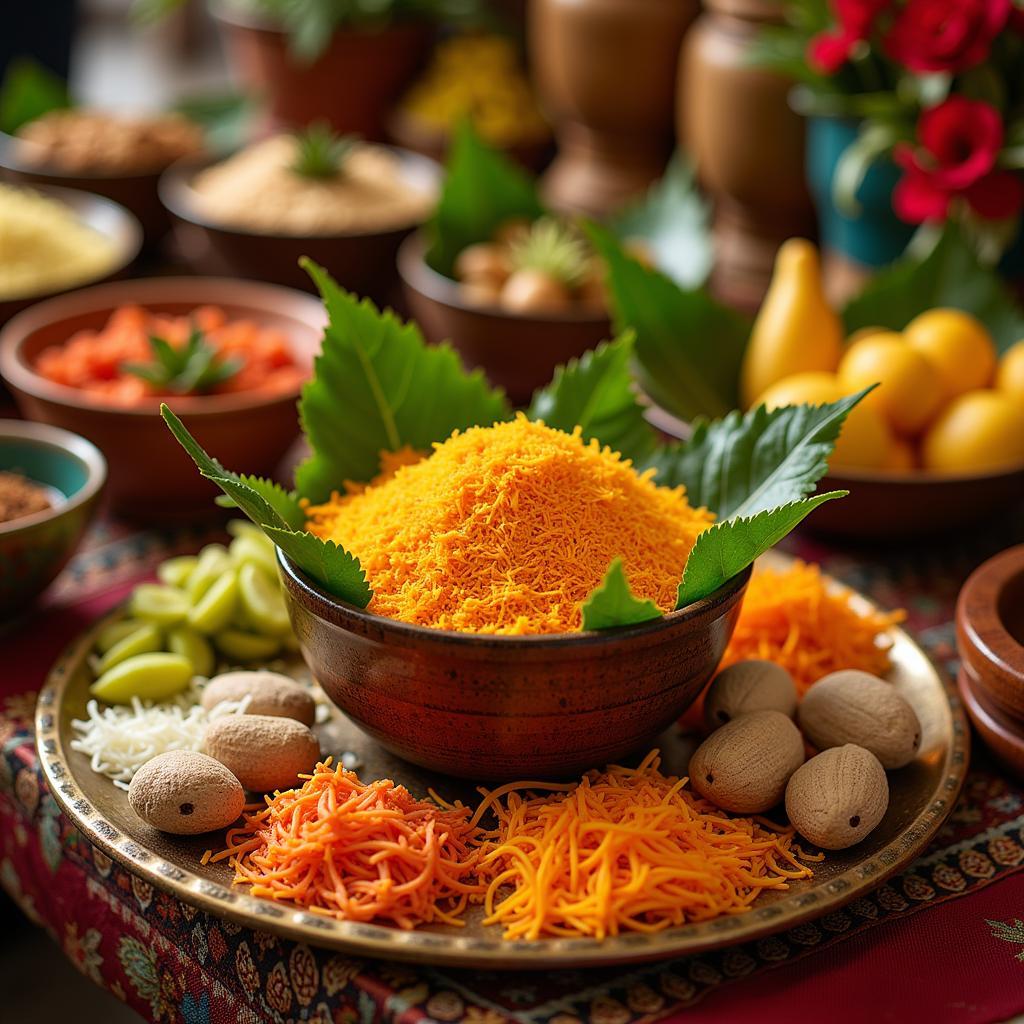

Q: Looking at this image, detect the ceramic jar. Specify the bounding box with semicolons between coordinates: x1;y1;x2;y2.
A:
530;0;698;217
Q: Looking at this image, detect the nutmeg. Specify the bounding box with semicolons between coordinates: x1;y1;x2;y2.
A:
202;670;316;727
704;660;798;730
204;714;320;792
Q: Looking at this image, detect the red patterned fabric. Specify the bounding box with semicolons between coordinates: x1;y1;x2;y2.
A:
4;521;1024;1023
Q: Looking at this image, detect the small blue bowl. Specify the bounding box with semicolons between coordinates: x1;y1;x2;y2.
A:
0;420;106;618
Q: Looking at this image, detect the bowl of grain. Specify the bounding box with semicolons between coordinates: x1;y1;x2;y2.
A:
159;128;440;301
0;419;106;618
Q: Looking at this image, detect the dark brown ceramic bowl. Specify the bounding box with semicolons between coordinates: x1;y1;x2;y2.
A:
278;551;750;780
957;669;1024;781
398;232;612;406
643;402;1024;539
159;149;440;301
0;131;173;246
0;277;325;519
0;184;141;326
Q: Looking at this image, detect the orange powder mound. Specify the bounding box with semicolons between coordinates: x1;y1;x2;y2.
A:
468;750;814;941
206;760;484;929
719;560;905;693
304;415;714;634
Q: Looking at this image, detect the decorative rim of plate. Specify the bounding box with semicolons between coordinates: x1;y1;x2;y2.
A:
35;569;970;969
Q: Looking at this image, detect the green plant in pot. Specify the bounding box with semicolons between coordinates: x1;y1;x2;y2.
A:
754;0;1024;279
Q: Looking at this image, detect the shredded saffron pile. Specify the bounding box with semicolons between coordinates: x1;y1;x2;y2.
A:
304;415;714;634
469;751;814;941
205;760;484;929
719;560;905;693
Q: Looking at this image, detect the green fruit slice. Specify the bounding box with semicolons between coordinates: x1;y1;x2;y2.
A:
238;562;290;636
167;626;215;678
95;618;146;654
229;534;278;577
213;629;281;663
96;622;162;675
130;584;190;626
90;652;193;704
187;570;238;634
187;545;231;602
157;555;198;589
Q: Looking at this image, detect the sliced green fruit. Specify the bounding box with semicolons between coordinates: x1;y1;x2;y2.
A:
156;555;198;589
213;629;281;662
90;652;193;704
229;534;278;577
187;544;231;602
167;626;215;678
129;584;190;626
96;622;162;675
238;562;290;636
227;519;266;542
187;569;238;634
95;618;146;654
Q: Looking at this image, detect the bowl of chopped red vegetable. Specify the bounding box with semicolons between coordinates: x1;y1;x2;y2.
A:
0;277;325;518
0;419;106;618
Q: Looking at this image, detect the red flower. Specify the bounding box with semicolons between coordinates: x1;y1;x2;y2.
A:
893;97;1024;223
807;0;891;73
885;0;1010;73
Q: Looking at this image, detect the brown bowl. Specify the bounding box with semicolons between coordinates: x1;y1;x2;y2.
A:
0;184;142;326
398;232;612;406
957;545;1024;725
957;669;1024;781
278;551;750;780
0;277;325;519
0;131;172;246
159;149;440;302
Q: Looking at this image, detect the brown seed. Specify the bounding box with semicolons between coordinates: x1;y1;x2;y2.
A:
704;660;798;730
500;269;573;314
204;714;320;792
202;670;316;727
454;242;510;287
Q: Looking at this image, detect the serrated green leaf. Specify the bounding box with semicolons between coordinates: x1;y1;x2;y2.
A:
424;119;546;278
0;57;70;135
588;223;749;421
161;405;370;607
675;493;846;608
215;476;305;530
643;390;870;518
296;259;510;501
581;558;661;631
843;223;1024;353
526;333;657;464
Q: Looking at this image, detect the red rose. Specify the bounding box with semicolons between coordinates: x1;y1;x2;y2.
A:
885;0;1010;73
807;0;891;73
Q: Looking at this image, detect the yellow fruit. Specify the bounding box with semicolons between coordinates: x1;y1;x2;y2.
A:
740;239;843;408
883;438;916;473
837;332;945;436
904;308;997;399
846;326;888;346
755;372;892;471
996;340;1024;401
922;390;1024;474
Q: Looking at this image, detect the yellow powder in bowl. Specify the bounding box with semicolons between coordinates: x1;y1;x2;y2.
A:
304;416;714;635
0;184;120;301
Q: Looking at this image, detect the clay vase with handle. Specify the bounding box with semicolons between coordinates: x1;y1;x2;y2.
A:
679;0;816;312
530;0;698;218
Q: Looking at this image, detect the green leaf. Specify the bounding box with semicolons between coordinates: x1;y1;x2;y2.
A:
215;476;305;531
0;57;70;135
296;260;510;501
290;122;357;180
675;493;846;608
831;122;901;218
610;154;712;288
588;223;749;421
581;558;661;631
161;405;370;607
174;91;255;154
526;333;657;464
843;224;1024;353
424;119;545;278
643;391;870;519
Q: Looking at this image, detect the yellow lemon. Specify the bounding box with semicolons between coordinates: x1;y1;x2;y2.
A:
904;308;997;399
755;372;892;471
837;332;945;436
921;390;1024;474
996;340;1024;401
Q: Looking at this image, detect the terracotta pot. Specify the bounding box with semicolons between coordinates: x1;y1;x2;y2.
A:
530;0;698;217
678;0;815;312
213;2;431;138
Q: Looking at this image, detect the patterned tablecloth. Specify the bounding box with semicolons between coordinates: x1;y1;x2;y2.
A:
5;516;1024;1024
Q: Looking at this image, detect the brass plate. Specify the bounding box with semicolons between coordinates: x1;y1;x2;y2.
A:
36;555;969;969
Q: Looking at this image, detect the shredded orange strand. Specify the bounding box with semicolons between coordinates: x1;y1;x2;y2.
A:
208;760;484;929
304;415;714;634
468;750;814;941
719;560;905;694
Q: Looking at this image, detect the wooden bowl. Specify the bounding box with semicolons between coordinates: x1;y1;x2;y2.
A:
0;420;105;617
159;149;440;303
958;669;1024;781
0;184;142;326
0;277;325;520
398;232;612;406
278;551;750;780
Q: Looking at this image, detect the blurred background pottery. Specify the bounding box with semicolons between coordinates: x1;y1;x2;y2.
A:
0;420;105;619
279;551;751;780
0;277;325;520
398;232;611;405
530;0;698;217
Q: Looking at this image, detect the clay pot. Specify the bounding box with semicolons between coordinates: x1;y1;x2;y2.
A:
530;0;698;217
213;2;430;138
678;0;815;312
